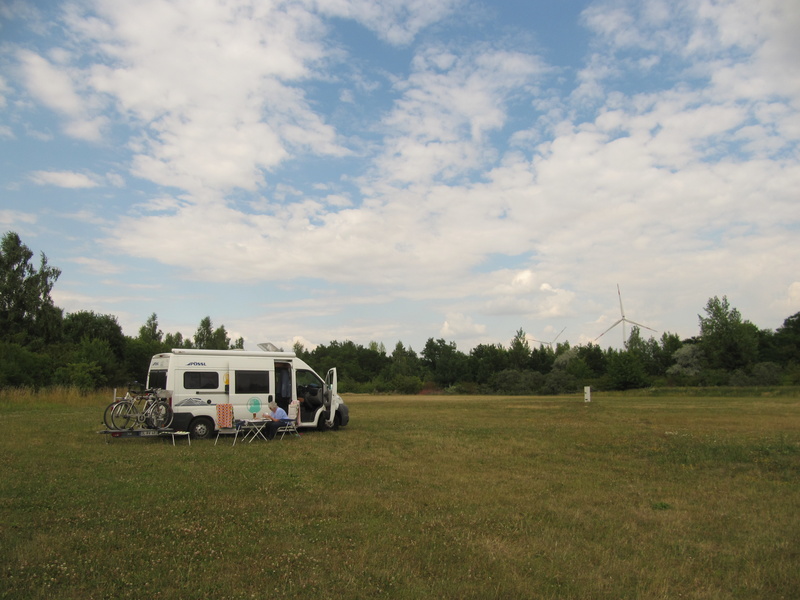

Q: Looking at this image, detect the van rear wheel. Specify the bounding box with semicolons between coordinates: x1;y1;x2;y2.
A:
189;417;214;439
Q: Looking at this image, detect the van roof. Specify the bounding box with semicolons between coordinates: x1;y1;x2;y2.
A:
169;349;297;359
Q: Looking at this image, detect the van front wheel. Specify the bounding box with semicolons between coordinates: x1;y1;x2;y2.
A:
189;417;214;439
317;412;341;431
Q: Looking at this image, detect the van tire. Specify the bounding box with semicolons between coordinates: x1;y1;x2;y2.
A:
317;412;341;431
189;417;214;439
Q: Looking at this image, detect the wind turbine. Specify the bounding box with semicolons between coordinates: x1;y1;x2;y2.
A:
532;326;566;348
595;285;657;347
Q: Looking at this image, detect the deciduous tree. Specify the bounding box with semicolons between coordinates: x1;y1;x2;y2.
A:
63;310;125;358
0;231;62;344
193;316;235;349
138;313;163;344
773;312;800;365
508;328;532;370
421;337;468;387
699;296;759;371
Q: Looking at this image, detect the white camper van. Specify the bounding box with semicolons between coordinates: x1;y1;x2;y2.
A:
145;346;349;438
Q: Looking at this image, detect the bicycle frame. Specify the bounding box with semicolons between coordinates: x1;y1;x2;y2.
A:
107;389;173;430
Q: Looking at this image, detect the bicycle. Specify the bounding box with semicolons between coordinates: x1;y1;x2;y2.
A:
105;388;173;430
103;389;134;429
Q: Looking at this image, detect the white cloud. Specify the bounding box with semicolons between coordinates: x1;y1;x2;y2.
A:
440;312;486;338
779;282;800;315
536;284;577;319
52;290;154;340
0;210;37;226
29;170;101;188
63;209;110;226
323;194;352;208
377;45;548;183
17;49;83;114
16;49;106;141
62;0;350;194
582;0;800;106
69;257;124;275
0;75;9;110
313;0;463;46
3;0;799;350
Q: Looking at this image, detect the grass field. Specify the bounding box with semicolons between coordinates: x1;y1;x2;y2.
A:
1;389;798;599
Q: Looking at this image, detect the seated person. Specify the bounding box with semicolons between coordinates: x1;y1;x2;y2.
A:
261;400;293;440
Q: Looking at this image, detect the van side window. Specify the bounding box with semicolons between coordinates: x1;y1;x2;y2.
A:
184;372;219;390
235;370;270;394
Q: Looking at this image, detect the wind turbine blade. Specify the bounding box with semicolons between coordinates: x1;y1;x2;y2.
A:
595;319;622;341
617;284;625;318
552;326;566;344
625;319;658;333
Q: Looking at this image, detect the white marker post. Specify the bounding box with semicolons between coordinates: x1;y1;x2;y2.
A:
584;386;592;402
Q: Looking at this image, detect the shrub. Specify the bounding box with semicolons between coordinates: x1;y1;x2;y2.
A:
0;342;53;388
487;369;545;395
752;362;783;386
54;362;104;391
606;352;649;390
541;370;578;395
391;374;424;394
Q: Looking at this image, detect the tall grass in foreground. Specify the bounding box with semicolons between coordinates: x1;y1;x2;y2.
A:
0;386;117;409
1;393;798;599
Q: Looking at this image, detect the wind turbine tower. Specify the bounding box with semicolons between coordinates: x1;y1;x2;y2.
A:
595;285;657;347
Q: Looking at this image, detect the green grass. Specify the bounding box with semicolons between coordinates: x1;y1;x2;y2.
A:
1;390;799;599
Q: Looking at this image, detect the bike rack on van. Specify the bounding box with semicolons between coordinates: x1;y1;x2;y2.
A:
97;428;191;445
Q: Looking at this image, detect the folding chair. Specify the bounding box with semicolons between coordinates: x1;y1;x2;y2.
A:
214;403;237;446
277;400;301;440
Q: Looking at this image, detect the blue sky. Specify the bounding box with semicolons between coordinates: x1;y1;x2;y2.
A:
2;0;799;353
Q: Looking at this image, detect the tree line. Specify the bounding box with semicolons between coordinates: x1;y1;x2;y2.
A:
2;231;799;393
296;299;799;394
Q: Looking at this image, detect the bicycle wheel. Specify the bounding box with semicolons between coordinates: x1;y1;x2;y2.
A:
103;402;119;429
146;401;173;429
111;401;138;430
